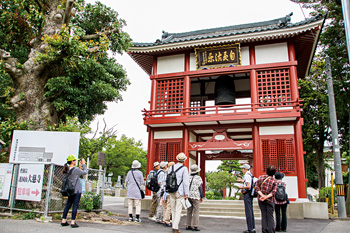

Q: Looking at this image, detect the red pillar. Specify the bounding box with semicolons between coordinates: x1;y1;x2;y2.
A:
288;42;299;100
150;57;158;110
183;127;190;168
184;53;191;115
253;124;262;177
250;46;257;111
199;151;206;197
146;128;155;196
295;120;307;198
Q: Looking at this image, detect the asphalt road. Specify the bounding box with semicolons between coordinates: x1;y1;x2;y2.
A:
0;196;349;233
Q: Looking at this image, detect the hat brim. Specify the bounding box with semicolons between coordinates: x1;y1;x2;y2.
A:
191;168;201;174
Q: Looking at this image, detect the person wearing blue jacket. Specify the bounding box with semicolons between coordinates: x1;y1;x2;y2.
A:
61;155;87;228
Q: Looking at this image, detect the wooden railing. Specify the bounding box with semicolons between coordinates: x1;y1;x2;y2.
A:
142;99;302;120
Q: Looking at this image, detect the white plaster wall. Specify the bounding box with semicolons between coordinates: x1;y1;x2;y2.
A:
190;132;196;142
154;130;183;139
157;54;185;74
255;42;289;65
241;46;249;66
190;53;197;71
259;126;294;135
284;176;299;199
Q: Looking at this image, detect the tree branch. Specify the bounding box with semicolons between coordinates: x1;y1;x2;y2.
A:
81;28;117;41
34;0;44;11
63;0;75;25
0;49;22;80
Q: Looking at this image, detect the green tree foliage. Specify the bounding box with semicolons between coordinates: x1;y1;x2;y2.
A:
89;135;147;184
0;0;132;129
291;0;350;188
206;171;237;198
217;160;242;173
298;55;330;188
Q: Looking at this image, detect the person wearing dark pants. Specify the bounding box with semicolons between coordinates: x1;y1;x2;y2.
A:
274;172;288;232
275;203;287;232
238;164;255;233
258;199;275;233
255;165;277;233
61;155;87;228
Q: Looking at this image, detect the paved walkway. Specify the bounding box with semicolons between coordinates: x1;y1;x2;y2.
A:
0;196;349;233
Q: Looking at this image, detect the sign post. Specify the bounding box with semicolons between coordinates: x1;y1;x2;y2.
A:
16;164;44;202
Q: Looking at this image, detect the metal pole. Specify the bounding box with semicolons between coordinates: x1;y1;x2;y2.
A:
9;164;19;215
341;0;350;62
44;164;54;217
326;56;347;217
331;172;334;214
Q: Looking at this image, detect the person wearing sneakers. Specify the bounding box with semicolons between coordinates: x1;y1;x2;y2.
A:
170;152;189;233
125;160;145;223
155;161;168;223
237;164;256;233
61;155;87;228
163;161;175;227
148;161;160;220
185;164;203;231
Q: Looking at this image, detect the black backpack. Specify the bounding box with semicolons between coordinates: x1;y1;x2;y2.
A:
146;170;163;192
275;182;287;201
60;168;76;196
249;174;258;197
165;165;184;193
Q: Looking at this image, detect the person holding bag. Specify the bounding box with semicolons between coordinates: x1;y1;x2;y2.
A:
61;155;87;228
125;160;145;223
255;165;277;233
186;164;203;231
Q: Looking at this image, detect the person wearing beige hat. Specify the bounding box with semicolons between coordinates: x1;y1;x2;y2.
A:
163;161;175;227
169;152;189;233
148;161;160;220
186;164;203;231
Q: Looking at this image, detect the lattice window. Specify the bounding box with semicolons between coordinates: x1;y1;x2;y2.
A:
190;101;201;115
156;78;184;113
257;68;291;106
261;138;295;173
155;141;182;162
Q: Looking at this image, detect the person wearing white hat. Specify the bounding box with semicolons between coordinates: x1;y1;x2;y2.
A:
148;161;160;220
125;160;144;223
170;152;189;233
237;164;256;233
185;164;203;231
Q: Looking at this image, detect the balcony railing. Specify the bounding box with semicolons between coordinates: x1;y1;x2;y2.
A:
142;99;302;120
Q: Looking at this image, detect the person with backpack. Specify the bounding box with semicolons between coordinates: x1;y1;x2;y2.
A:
125;160;145;223
255;165;277;233
61;155;87;228
163;161;175;227
185;164;203;232
148;161;160;220
168;152;189;233
155;161;168;223
237;164;256;233
274;172;288;232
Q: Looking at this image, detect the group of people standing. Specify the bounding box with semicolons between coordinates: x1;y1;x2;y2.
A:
126;152;203;233
239;164;288;233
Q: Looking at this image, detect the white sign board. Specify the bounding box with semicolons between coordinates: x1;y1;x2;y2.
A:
10;130;80;165
0;163;14;200
16;164;44;202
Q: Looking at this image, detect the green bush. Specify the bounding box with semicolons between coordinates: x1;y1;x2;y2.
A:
205;190;222;200
318;187;337;209
23;211;36;220
80;192;101;211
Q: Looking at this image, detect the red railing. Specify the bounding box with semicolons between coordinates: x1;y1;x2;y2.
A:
142;99;303;119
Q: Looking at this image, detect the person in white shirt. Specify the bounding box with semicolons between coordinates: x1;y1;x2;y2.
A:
237;164;256;233
155;161;167;223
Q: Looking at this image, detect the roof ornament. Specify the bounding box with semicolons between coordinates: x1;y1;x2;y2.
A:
278;12;293;27
162;30;169;39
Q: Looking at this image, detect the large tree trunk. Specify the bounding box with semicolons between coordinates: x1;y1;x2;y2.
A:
316;149;325;189
0;0;71;129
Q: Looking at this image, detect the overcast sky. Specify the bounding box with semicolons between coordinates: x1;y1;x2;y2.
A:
85;0;311;163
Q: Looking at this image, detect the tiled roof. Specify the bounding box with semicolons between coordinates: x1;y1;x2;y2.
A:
132;13;323;47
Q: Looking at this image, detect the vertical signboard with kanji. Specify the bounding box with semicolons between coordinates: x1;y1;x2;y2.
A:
16;164;44;202
0;163;13;200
